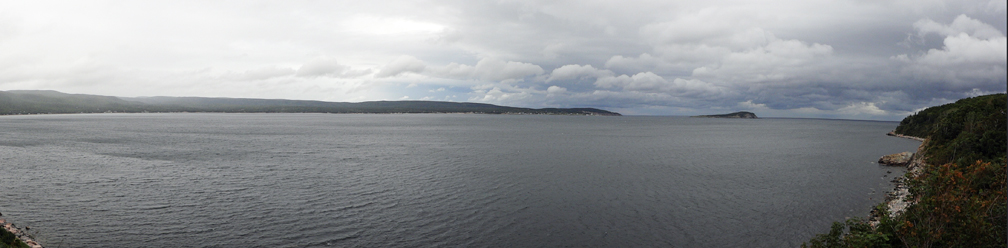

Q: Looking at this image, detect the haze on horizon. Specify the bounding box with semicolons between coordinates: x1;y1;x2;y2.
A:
1;1;1005;120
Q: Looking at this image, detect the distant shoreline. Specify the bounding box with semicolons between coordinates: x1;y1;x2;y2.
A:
0;90;622;116
0;111;622;117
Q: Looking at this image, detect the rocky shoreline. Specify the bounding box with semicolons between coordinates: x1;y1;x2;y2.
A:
886;131;925;142
869;134;927;227
0;217;44;248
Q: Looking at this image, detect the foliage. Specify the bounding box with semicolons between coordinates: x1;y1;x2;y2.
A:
808;93;1007;248
899;160;1006;247
803;214;898;248
922;94;1007;166
895;93;1006;166
0;227;29;248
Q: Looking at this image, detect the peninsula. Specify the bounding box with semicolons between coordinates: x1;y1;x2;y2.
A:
0;90;620;116
691;111;757;119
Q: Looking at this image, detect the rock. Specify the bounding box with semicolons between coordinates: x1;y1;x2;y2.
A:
878;151;913;166
26;240;43;248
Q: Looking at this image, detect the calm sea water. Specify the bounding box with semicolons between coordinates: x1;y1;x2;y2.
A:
0;114;921;247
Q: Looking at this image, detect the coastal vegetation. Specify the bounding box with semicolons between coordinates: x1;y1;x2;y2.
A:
0;90;621;116
804;93;1006;248
1;227;29;248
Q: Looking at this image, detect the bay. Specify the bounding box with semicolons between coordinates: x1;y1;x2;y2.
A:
0;113;921;247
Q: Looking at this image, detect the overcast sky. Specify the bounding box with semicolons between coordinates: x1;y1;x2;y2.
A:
1;1;1005;120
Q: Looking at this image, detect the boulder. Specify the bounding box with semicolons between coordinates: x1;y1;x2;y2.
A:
878;151;913;166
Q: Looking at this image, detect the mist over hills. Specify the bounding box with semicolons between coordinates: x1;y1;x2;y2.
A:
0;90;620;116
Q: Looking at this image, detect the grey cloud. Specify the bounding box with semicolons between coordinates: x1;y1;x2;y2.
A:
546;64;613;82
376;55;427;78
914;14;1005;39
689;37;834;88
892;15;1006;93
429;58;544;81
546;85;567;96
593;72;727;98
296;58;371;78
234;66;295;80
3;1;1006;120
471;58;544;81
296;58;347;78
421;1;1003;119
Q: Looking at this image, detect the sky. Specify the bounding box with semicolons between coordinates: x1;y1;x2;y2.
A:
0;0;1005;120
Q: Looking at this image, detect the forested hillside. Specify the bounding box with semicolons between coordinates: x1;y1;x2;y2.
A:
806;93;1006;248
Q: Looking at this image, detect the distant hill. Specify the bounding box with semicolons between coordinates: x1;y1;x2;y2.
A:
691;111;757;118
0;90;620;116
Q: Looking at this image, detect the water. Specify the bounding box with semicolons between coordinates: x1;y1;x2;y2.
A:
0;113;921;247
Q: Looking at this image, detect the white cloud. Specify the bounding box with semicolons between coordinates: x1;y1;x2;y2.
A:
546;64;613;82
470;84;538;103
546;85;567;96
296;58;347;78
893;15;1006;90
376;55;427;78
430;62;475;79
691;37;833;84
231;66;295;80
737;100;769;110
838;102;887;116
340;14;445;36
294;58;373;78
604;53;666;73
916;33;1006;66
593;74;632;89
594;72;725;97
621;72;670;91
472;58;544;81
914;15;1004;39
430;58;544;81
907;15;1006;67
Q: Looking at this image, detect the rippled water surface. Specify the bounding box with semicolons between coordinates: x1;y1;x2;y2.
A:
0;114;921;247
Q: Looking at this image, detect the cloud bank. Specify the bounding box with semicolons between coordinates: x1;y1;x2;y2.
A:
0;1;1004;120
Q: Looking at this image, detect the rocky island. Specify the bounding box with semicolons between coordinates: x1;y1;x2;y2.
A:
690;111;758;118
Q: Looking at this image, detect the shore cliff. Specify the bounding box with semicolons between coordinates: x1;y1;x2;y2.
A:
806;93;1006;247
870;136;926;226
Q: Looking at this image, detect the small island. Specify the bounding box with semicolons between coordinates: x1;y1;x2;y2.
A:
690;111;758;119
